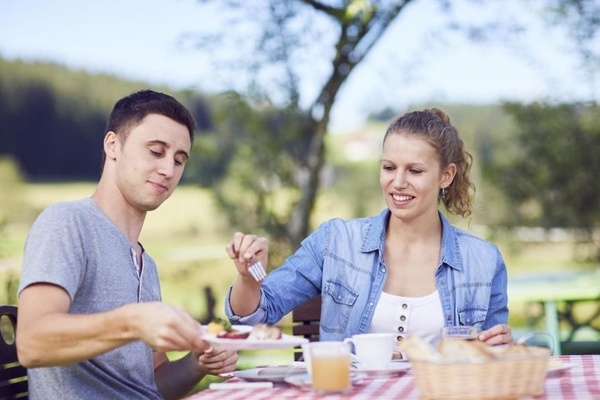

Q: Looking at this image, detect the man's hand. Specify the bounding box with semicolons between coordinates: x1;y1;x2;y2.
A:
130;302;209;353
197;347;238;376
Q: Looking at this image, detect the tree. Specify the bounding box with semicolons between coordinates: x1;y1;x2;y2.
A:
484;101;600;261
191;0;416;250
188;0;600;252
191;91;313;264
482;0;600;261
543;0;600;99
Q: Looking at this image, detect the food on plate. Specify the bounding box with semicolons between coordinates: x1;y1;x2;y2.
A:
248;323;282;340
217;330;251;339
205;320;283;340
206;317;232;335
208;318;251;339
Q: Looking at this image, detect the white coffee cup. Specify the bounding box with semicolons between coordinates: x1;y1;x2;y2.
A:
343;333;395;370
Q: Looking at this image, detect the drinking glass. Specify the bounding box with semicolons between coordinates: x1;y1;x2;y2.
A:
441;326;478;340
309;341;352;394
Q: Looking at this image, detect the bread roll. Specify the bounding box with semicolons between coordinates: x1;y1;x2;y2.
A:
248;323;282;340
437;338;495;360
489;343;533;358
398;336;437;361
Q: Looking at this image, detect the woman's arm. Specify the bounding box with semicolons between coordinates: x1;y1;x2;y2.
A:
479;248;513;345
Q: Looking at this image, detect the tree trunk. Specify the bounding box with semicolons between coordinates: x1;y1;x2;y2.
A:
287;118;326;249
287;65;351;249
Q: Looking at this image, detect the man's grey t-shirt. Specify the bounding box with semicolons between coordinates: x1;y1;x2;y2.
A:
19;198;163;399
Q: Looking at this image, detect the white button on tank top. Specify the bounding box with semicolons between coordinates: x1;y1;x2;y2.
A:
368;290;444;349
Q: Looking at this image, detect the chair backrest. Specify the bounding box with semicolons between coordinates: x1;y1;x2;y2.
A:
0;305;28;400
292;295;322;360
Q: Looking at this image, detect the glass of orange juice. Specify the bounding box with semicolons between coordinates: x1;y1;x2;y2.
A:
309;341;352;394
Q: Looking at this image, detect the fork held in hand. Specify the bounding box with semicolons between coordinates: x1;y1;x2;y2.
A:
248;260;267;281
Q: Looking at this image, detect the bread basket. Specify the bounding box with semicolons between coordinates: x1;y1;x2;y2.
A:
410;345;551;399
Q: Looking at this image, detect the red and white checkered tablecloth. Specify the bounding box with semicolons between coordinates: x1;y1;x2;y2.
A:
184;355;600;400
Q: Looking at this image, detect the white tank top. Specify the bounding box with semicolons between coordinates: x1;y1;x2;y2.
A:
368;290;444;350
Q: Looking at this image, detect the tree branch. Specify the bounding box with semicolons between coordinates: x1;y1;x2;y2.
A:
299;0;345;19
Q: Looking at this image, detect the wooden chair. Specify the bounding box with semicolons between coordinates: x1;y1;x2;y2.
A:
292;295;322;360
0;305;28;400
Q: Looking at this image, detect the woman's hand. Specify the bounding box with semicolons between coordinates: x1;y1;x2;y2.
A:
225;232;269;279
226;232;269;315
478;324;514;345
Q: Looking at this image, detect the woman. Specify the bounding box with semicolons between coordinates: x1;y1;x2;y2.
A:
225;108;513;348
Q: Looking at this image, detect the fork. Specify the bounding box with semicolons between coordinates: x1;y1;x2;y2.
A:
248;260;267;281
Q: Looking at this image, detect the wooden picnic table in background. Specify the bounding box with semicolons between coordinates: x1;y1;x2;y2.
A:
508;269;600;355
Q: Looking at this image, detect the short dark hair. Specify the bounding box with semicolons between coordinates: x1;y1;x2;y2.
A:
106;90;196;144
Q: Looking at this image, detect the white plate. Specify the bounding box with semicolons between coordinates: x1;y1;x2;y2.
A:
547;360;576;374
233;366;307;382
201;325;309;350
353;361;411;377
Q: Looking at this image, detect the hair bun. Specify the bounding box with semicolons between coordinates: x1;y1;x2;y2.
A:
430;107;451;124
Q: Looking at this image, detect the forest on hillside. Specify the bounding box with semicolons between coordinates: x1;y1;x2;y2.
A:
0;57;213;181
1;57;598;262
0;57;511;183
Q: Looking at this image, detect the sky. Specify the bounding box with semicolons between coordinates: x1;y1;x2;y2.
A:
0;0;597;132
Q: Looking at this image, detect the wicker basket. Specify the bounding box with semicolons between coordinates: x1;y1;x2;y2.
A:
410;346;551;400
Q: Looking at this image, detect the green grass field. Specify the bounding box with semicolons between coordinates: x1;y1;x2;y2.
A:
2;182;583;307
1;182;595;393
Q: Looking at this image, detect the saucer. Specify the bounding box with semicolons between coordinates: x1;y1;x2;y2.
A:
233;366;307;382
547;360;576;375
353;361;411;378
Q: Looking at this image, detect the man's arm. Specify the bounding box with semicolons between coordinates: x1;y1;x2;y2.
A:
154;352;202;400
154;349;238;400
17;283;208;368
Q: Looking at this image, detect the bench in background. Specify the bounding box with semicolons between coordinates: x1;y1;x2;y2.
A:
0;304;28;400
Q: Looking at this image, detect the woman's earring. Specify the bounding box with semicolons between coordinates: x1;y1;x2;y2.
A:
440;187;447;201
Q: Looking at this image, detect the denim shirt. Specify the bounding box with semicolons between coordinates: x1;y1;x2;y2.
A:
225;209;509;341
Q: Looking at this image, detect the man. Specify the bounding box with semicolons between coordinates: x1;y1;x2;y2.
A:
17;90;237;399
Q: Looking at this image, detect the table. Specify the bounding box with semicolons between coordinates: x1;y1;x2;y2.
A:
185;355;600;400
508;270;600;355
